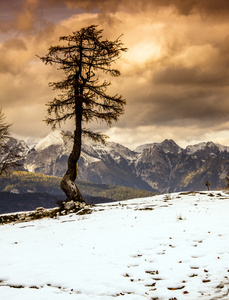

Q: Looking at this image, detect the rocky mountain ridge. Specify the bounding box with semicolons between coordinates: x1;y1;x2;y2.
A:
13;131;229;193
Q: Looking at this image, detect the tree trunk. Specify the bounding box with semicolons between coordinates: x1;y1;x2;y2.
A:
60;157;84;202
60;42;85;203
60;99;84;203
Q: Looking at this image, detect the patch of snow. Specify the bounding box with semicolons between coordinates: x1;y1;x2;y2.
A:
81;153;100;165
134;143;156;153
35;131;64;151
24;137;42;149
210;153;217;156
215;143;229;152
10;189;19;194
220;169;228;180
25;163;36;173
1;191;229;299
187;141;229;155
135;140;182;154
186;142;207;155
82;140;136;163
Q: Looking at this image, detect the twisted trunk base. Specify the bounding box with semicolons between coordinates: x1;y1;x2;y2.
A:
60;173;84;203
60;102;84;203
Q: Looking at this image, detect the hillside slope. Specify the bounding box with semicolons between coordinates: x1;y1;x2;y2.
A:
0;191;229;299
0;171;156;213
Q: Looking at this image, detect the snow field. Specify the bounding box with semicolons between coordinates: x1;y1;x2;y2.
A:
0;191;229;299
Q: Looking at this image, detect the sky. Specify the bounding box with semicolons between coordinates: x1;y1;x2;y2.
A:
1;0;229;149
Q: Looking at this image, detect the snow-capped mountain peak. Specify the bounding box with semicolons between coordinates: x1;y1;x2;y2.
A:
134;143;156;153
35;130;64;151
186;142;208;155
159;139;182;153
135;139;182;154
186;141;229;155
22;133;229;193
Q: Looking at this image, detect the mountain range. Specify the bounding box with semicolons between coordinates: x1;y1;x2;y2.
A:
10;131;229;193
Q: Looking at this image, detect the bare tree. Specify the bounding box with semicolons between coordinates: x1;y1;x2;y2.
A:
39;25;127;203
0;110;23;175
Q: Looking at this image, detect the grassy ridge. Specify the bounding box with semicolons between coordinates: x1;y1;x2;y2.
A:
0;171;156;201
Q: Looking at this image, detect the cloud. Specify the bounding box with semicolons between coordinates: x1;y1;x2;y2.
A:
105;124;229;150
2;38;27;51
1;1;229;148
54;0;229;19
40;0;229;16
154;65;229;87
0;38;28;74
15;0;40;32
147;0;229;16
2;0;229;35
0;0;40;33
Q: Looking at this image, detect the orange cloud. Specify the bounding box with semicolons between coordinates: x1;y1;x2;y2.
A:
16;0;40;32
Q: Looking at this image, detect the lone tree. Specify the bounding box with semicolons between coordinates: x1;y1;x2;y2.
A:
39;25;127;203
0;110;23;175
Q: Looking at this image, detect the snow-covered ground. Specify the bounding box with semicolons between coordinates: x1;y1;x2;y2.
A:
1;191;229;300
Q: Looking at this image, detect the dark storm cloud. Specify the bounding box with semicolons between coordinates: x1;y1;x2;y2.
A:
119;86;229;130
219;35;229;65
49;0;229;20
42;0;229;16
149;0;229;16
152;90;229;126
1;0;229;34
154;65;229;87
